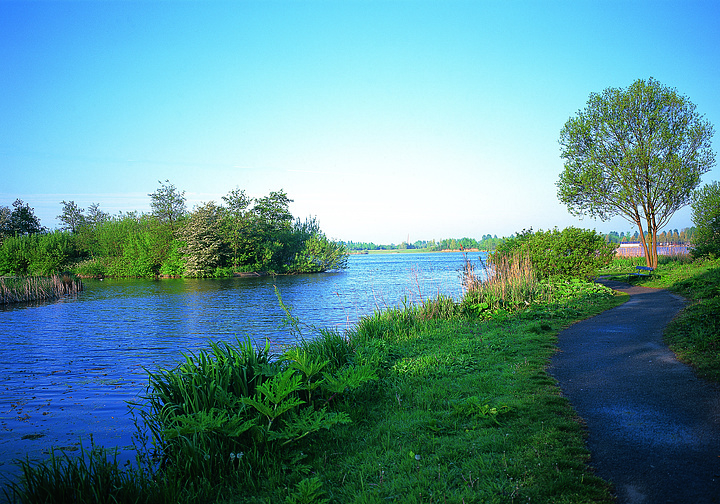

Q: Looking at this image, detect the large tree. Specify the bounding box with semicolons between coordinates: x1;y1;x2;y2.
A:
57;200;86;233
149;180;187;231
0;199;44;239
557;78;715;268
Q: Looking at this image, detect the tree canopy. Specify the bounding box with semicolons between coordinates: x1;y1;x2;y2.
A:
149;179;187;230
0;199;43;241
557;77;715;267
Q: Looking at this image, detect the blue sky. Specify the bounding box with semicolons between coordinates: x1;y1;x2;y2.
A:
2;1;718;244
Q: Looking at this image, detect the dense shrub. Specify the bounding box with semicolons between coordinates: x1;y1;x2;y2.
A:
0;231;81;276
691;181;720;258
493;227;616;279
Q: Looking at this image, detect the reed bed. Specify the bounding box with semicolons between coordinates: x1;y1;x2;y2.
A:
0;274;83;304
461;252;540;314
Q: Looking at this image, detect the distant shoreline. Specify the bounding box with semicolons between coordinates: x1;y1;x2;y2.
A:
350;248;483;255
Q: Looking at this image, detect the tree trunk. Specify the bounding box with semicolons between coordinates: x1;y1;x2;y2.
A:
633;210;652;268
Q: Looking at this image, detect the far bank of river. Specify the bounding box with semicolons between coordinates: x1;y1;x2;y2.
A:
353;248;484;254
0;251;486;483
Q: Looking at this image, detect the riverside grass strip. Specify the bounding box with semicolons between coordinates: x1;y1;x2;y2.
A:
300;299;624;503
5;281;626;504
0;274;83;304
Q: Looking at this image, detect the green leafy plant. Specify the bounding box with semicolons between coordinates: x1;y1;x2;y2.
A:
492;227;616;280
691;181;720;259
285;477;329;504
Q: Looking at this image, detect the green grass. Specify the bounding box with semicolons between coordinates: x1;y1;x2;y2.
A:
306;308;621;503
5;280;626;504
599;255;720;382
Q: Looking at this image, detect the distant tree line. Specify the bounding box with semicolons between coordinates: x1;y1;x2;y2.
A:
344;235;504;252
0;181;347;278
605;228;695;244
343;229;696;254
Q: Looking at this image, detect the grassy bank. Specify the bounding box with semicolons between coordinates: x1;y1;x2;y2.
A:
599;255;720;382
0;274;82;305
4;277;626;503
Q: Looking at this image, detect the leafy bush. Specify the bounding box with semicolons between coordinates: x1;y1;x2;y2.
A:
0;231;80;276
290;233;349;273
691;181;720;258
134;336;375;485
74;258;108;278
493;227;616;279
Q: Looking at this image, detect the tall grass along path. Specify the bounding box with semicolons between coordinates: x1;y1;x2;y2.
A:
549;278;720;504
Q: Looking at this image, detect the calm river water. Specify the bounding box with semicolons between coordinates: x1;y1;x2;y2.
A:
0;251;485;483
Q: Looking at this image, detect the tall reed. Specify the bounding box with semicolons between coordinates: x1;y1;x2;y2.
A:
0;274;83;304
461;252;539;314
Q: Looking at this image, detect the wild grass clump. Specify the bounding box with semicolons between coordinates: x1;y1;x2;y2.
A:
3;443;191;504
461;252;540;317
0;274;82;304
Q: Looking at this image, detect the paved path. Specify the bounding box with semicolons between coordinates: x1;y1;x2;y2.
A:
549;279;720;504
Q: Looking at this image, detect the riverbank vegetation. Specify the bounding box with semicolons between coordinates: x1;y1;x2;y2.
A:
344;228;695;254
0;183;347;278
4;228;627;503
0;274;82;305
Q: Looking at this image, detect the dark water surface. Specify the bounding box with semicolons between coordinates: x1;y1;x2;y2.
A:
0;252;484;482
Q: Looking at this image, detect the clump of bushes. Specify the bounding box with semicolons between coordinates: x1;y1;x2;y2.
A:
459;227;617;318
691;181;720;259
493;227;616;280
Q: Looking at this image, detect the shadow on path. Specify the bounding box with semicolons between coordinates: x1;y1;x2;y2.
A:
549;278;720;504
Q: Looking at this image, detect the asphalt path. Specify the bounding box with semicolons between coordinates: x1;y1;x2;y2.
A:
549;278;720;503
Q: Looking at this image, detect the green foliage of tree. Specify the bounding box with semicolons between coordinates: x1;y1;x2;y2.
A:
691;181;720;258
557;77;715;268
221;188;253;270
493;227;616;279
0;231;80;276
149;179;187;231
3;184;346;278
0;206;10;241
179;201;229;277
241;190;297;272
0;199;44;242
344;235;502;252
57;200;86;233
291;232;349;273
75;213;177;277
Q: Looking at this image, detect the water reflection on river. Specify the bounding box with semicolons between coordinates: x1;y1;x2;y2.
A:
0;252;485;482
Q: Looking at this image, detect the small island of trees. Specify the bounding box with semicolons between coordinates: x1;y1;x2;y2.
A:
0;181;348;278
